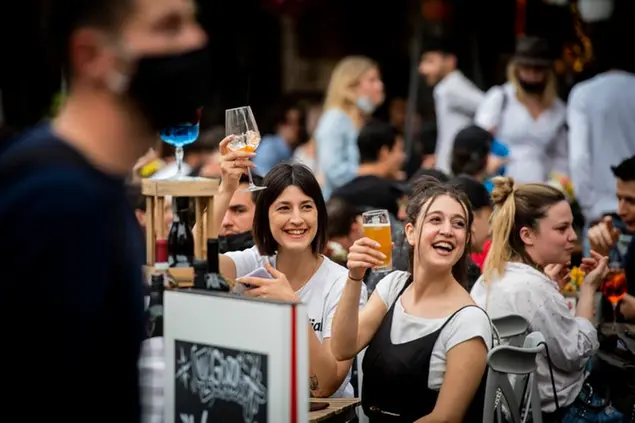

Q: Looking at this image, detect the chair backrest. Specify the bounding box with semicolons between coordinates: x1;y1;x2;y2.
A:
512;332;547;416
483;332;545;423
491;314;530;346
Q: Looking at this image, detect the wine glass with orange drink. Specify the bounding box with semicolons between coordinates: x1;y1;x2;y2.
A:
362;209;392;273
602;266;628;331
225;106;267;192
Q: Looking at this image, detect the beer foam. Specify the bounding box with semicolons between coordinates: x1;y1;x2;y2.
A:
363;223;391;228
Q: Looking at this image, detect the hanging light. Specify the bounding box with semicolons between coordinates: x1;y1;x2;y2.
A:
578;0;614;22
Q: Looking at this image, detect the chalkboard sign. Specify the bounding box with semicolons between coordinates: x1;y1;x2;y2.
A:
174;339;268;423
164;290;309;423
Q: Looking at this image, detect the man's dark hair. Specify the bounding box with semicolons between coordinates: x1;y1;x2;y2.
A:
239;173;264;202
611;155;635;182
326;197;360;239
451;175;491;212
357;119;399;164
41;0;134;71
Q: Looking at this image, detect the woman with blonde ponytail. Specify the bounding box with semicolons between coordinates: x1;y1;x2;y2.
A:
470;176;617;422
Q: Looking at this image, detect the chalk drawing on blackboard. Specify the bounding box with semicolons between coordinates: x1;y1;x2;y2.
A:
179;410;208;423
174;340;268;423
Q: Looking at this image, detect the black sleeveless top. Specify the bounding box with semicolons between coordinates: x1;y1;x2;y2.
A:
362;276;488;423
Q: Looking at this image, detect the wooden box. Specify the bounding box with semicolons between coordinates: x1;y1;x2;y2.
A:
142;178;220;286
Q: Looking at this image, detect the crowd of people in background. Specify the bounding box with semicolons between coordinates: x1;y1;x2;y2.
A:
123;30;635;422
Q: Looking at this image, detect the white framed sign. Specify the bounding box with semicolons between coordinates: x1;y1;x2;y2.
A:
164;290;309;423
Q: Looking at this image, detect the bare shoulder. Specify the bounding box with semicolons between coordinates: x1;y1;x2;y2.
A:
448;284;479;308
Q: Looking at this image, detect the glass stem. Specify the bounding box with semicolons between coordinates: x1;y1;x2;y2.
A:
176;146;184;177
612;303;617;332
247;168;256;186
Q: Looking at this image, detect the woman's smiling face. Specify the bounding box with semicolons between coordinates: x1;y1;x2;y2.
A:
406;194;469;271
268;185;318;253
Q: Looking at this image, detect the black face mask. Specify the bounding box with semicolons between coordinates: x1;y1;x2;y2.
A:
126;46;211;130
218;231;255;254
518;79;546;95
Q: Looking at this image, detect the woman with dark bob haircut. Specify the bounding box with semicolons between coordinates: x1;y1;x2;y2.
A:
332;177;491;422
214;136;367;399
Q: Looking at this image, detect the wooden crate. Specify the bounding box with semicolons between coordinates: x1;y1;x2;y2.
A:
142;178;220;286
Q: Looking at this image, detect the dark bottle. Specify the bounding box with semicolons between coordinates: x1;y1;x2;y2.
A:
147;274;165;338
204;238;230;292
192;259;208;290
155;238;177;289
168;197;194;268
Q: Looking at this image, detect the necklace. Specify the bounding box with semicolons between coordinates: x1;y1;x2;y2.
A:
283;255;324;297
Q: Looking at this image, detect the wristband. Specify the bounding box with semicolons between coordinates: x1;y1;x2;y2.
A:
348;273;364;282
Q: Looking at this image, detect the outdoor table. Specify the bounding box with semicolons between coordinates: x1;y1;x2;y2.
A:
309;398;361;423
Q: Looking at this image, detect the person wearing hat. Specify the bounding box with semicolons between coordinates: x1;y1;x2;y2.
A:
475;36;569;185
451;124;509;192
418;37;485;175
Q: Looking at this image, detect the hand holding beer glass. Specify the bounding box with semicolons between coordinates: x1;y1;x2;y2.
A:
362;210;392;272
347;210;392;280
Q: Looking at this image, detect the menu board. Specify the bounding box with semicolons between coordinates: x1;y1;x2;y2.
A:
173;339;268;423
164;290;308;423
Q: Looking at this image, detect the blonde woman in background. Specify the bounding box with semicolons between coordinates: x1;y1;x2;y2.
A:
475;37;568;184
469;177;616;422
314;56;384;199
293;101;323;176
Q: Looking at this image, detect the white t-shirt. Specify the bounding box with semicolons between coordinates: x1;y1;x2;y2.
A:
433;70;485;174
225;246;368;398
374;271;492;390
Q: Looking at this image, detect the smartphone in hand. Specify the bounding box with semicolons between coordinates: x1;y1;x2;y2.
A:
232;267;274;295
244;267;274;280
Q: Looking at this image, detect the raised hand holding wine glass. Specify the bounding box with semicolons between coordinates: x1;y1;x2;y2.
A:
218;135;257;192
225;106;267;192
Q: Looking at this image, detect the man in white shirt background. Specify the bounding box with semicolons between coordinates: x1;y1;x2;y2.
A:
418;37;485;175
567;6;635;230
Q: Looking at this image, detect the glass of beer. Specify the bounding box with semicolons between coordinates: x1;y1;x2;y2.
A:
362;209;392;272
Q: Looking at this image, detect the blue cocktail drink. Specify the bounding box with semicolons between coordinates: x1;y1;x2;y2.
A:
160;108;202;179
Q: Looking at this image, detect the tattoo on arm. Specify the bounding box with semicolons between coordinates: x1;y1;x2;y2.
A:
309;375;319;393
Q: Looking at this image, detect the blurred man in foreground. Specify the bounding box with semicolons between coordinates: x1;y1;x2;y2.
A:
0;0;208;420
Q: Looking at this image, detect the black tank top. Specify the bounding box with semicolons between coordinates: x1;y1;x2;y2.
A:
362;276;488;422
